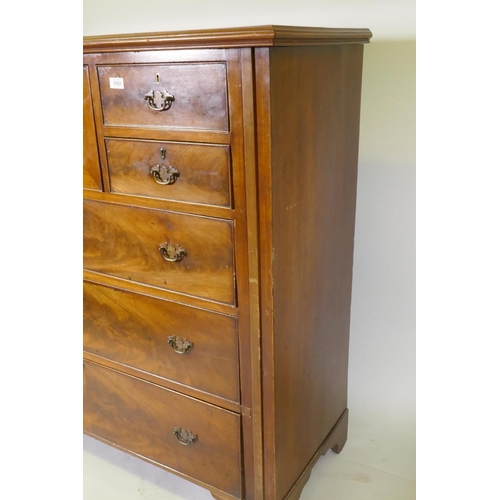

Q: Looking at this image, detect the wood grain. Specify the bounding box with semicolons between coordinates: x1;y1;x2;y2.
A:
97;63;228;131
83;26;372;53
101;126;231;145
83;28;369;500
83;65;102;190
83;269;237;317
106;138;231;207
226;48;264;500
83;200;235;304
83;282;240;402
267;44;363;499
83;360;242;496
254;47;276;500
83;349;241;412
83;189;233;221
283;410;349;500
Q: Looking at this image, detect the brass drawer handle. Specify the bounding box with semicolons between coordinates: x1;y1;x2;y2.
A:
144;89;174;111
167;335;194;354
159;243;186;262
173;427;198;446
150;164;179;185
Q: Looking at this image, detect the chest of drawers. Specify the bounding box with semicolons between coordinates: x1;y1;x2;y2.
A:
83;25;371;500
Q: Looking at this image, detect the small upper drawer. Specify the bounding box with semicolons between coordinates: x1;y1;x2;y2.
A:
97;63;228;131
106;139;231;207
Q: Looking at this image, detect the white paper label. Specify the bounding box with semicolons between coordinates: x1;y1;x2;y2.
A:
109;77;124;89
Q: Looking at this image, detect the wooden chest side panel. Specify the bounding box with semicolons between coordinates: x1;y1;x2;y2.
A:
268;44;364;499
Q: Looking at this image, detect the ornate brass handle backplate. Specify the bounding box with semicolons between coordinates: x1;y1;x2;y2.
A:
167;335;194;354
144;89;174;111
159;242;186;262
150;164;179;185
173;427;198;446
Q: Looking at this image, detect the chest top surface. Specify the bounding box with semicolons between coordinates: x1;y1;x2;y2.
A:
83;24;372;52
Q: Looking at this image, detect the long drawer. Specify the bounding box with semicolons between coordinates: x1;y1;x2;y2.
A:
83;360;241;497
83;282;240;402
83;200;235;304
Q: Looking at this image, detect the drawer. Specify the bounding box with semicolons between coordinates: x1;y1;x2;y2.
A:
83;66;102;190
83;361;241;497
83;282;240;402
97;63;228;131
106;139;231;207
83;200;235;304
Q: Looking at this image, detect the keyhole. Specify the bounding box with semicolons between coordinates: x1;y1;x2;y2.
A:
155;73;160;84
160;148;166;159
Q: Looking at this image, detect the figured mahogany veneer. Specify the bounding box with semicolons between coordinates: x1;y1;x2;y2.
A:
83;200;235;304
83;25;371;500
83;282;240;402
83;66;102;190
106;138;231;207
97;63;229;131
84;360;242;497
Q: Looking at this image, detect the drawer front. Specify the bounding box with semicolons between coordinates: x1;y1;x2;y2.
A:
83;200;235;304
106;139;231;207
83;361;241;496
83;282;240;402
83;66;102;190
97;63;228;131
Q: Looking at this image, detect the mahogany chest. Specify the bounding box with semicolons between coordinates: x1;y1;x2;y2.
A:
83;25;371;500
